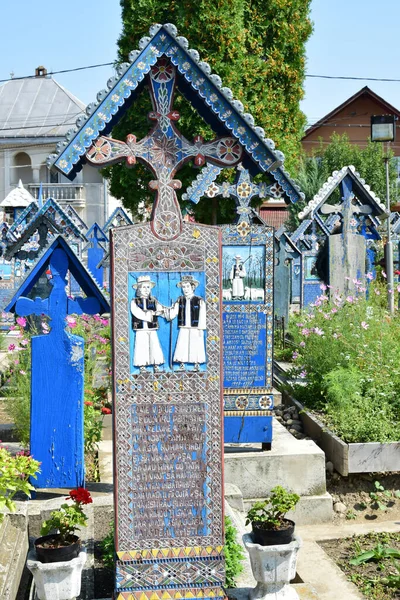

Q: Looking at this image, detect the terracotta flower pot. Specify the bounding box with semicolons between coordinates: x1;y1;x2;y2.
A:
34;534;81;563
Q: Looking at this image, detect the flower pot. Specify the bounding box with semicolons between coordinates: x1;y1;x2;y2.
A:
243;532;302;600
34;534;81;563
27;548;86;600
252;519;295;546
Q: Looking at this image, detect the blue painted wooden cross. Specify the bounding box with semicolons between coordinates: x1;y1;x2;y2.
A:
7;237;109;488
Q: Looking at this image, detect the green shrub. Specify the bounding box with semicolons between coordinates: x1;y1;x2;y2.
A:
224;516;245;588
0;445;40;522
284;279;400;443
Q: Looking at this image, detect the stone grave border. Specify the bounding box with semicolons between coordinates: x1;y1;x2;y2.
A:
274;365;400;476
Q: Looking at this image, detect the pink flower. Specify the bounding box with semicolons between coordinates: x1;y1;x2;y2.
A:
333;333;339;339
21;339;29;346
346;296;354;303
301;328;310;337
313;327;324;336
374;289;381;296
382;271;387;278
299;370;307;379
41;321;49;330
14;360;19;365
319;283;327;291
93;315;101;322
292;351;299;360
66;316;77;328
8;344;15;351
361;321;369;330
9;325;15;331
299;341;306;348
101;318;109;326
296;323;304;328
19;370;26;375
16;316;27;328
366;272;374;281
331;307;338;314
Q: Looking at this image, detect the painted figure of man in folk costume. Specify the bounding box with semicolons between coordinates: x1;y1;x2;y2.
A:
130;275;165;371
230;255;246;299
167;275;206;370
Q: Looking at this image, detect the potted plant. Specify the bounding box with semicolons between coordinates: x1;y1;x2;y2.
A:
245;486;300;546
243;487;302;600
27;488;92;600
34;487;93;563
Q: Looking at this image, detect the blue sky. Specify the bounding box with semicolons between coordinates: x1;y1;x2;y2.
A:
1;0;400;129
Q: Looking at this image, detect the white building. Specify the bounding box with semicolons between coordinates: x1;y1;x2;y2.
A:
0;66;113;227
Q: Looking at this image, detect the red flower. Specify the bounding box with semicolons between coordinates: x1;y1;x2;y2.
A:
101;407;112;415
84;401;93;406
68;487;93;505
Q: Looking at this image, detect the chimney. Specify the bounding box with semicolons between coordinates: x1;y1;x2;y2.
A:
35;66;47;77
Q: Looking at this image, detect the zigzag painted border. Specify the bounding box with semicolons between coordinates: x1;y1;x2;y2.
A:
117;546;224;561
116;587;225;600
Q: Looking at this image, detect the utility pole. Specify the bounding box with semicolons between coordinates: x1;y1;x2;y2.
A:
371;114;396;314
384;153;395;314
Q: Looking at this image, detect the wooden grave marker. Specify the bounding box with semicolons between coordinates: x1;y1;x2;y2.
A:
5;236;109;488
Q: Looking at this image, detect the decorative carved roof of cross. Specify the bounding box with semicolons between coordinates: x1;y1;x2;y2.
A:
299;165;388;222
48;23;304;241
5;235;110;317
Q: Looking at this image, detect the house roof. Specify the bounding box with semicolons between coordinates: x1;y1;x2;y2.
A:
259;206;289;230
48;23;304;204
0;180;35;208
0;73;85;138
303;86;400;139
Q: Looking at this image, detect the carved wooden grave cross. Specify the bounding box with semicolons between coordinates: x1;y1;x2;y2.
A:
12;244;108;488
320;177;372;293
86;57;242;241
185;165;275;444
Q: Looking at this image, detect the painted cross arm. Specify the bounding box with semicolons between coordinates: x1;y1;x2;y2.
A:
16;296;50;317
320;203;373;216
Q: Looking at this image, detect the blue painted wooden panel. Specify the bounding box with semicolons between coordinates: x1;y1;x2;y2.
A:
303;283;321;307
224;415;272;443
88;245;104;287
30;332;85;488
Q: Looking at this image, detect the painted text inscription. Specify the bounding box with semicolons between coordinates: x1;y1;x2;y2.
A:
130;402;209;539
223;312;267;388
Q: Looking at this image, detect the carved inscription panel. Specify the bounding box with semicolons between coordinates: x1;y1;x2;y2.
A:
130;402;209;540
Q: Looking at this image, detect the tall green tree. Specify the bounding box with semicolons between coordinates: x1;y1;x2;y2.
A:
104;0;313;221
287;133;397;231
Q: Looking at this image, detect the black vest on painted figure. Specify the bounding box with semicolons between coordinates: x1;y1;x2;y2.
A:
131;298;158;330
177;296;201;327
233;265;243;277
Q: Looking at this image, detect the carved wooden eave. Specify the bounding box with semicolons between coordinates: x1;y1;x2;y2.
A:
8;198;87;247
103;207;132;233
299;165;389;221
48;23;304;205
